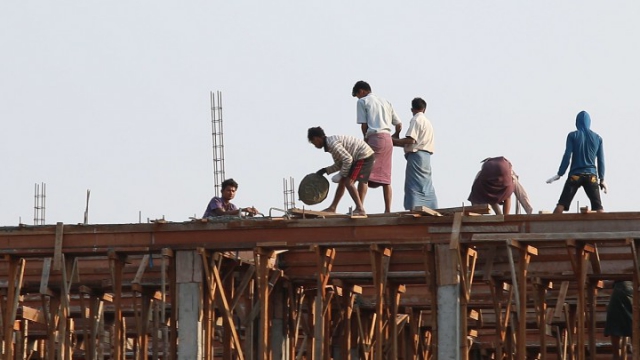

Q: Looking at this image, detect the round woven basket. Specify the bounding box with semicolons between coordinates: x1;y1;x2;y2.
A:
298;173;330;205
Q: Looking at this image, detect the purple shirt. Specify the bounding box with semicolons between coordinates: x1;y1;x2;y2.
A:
203;196;238;217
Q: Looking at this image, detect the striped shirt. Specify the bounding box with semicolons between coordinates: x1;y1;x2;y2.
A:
324;135;374;176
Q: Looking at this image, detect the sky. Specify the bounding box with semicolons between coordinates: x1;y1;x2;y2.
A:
1;2;639;225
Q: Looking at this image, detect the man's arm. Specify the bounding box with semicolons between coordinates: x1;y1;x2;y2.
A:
557;133;574;176
597;139;605;180
213;207;240;216
392;123;402;138
214;206;258;216
361;123;369;137
392;136;416;147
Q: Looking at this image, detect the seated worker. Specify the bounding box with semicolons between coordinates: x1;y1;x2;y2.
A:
308;126;374;217
468;157;517;215
203;178;259;217
605;280;633;360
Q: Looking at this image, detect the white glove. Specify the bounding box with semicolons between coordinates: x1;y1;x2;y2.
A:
331;173;342;183
546;174;561;184
599;180;608;194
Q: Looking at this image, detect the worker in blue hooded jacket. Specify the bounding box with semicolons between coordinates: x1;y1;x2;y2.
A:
546;110;607;213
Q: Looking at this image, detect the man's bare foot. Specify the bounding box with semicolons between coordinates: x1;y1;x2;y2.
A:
322;207;336;213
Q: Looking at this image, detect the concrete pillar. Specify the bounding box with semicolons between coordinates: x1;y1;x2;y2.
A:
436;244;461;360
437;285;460;360
176;251;203;360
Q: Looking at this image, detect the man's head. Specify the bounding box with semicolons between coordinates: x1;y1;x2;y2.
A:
576;110;591;131
220;178;238;201
307;126;326;149
411;97;427;114
352;80;371;98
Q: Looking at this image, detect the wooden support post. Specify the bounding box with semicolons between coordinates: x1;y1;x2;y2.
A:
255;248;274;360
222;259;236;360
311;246;335;360
56;255;75;360
567;240;594;360
370;245;391;360
43;294;60;360
202;277;213;360
631;239;640;360
338;286;359;360
288;288;302;359
423;244;438;358
132;287;151;360
563;303;577;360
389;284;406;360
489;279;512;360
165;249;178;359
89;294;105;360
271;281;287;360
16;320;28;360
505;240;536;360
109;250;126;360
587;280;602;360
53;222;64;271
4;256;26;360
533;278;551;360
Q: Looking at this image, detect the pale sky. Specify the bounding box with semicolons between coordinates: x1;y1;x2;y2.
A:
1;2;639;225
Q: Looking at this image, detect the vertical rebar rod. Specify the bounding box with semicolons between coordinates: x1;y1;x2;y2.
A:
33;182;46;225
210;91;226;196
283;177;296;211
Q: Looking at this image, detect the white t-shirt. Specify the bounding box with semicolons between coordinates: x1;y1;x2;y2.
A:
403;112;434;154
356;93;401;137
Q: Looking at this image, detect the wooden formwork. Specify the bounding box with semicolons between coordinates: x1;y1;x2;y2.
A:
1;210;640;359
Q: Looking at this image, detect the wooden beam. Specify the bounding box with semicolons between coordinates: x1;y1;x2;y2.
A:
109;252;125;360
411;206;442;217
370;245;391;360
53;222;64;271
473;231;640;241
132;254;150;285
255;248;271;360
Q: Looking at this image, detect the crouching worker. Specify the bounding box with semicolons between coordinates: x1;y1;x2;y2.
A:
308;126;374;217
203;178;259;217
468;157;518;215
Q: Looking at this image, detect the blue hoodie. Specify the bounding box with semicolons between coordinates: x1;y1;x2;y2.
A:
557;111;605;179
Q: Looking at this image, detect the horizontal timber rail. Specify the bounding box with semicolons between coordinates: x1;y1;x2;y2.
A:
0;211;639;359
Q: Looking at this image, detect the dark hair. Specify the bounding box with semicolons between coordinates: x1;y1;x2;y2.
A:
352;80;371;96
307;126;326;141
411;97;427;111
221;178;238;191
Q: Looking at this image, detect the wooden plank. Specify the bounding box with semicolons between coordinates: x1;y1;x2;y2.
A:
132;254;150;285
634;242;640;360
473;231;640;241
53;222;64;271
430;225;518;233
211;260;245;360
411;206;442;217
289;208;349;218
40;257;52;295
435;204;492;215
449;212;463;250
553;281;570;318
